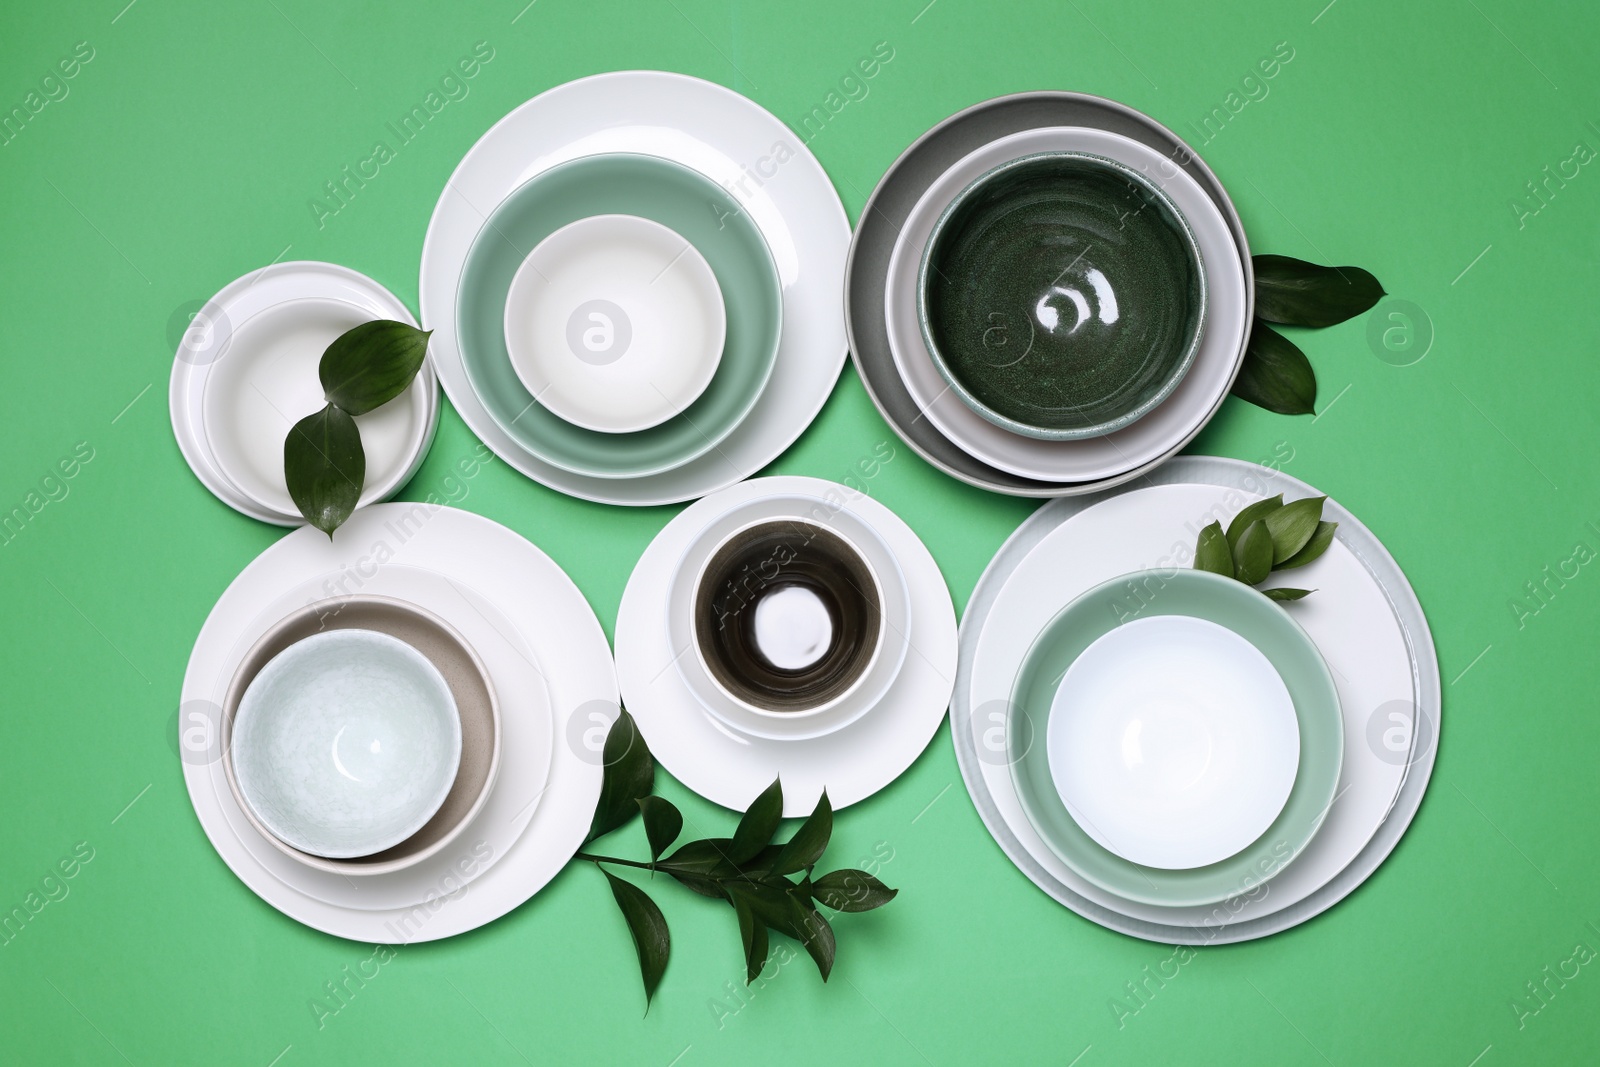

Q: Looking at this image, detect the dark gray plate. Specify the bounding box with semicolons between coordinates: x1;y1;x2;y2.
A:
845;92;1255;496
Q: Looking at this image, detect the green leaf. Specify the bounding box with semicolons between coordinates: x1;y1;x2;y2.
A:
1253;254;1385;328
1194;521;1234;579
729;888;771;985
1264;587;1314;601
730;778;783;864
771;791;832;876
587;710;655;843
660;838;737;877
1278;521;1339;570
601;871;670;1013
1232;323;1316;416
1263;496;1327;564
318;320;432;416
284;403;365;537
636;796;682;864
809;870;899;913
784;895;835;982
1233;520;1274;586
1225;495;1283;549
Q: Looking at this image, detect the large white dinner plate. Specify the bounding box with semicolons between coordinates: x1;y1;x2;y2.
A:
420;72;850;506
617;477;957;817
953;457;1438;943
885;127;1247;483
169;262;438;525
180;504;616;942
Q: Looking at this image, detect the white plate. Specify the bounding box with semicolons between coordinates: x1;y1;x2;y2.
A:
885;127;1247;483
1047;615;1300;870
170;262;439;525
953;457;1436;943
618;477;956;816
180;506;616;941
420;71;850;506
504;214;725;434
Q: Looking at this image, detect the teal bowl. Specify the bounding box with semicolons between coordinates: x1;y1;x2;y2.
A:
917;152;1206;441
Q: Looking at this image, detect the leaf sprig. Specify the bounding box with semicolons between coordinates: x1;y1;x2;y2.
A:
1231;254;1385;416
576;710;897;1011
284;320;432;536
1194;493;1338;601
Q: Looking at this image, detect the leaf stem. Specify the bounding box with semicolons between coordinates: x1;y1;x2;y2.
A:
577;852;657;872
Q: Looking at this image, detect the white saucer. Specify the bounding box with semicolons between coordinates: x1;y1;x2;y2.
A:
504;214;725;434
1047;615;1300;870
180;505;616;941
420;71;850;506
617;477;956;816
885;127;1247;483
170;262;439;525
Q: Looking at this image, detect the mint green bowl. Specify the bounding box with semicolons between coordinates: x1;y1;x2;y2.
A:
456;153;782;479
1008;569;1342;907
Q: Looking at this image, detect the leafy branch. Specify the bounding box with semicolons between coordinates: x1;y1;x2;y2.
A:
577;710;897;1011
1194;493;1337;601
1231;254;1385;416
284;320;432;536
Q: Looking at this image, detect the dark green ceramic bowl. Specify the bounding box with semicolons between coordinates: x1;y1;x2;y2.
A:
917;152;1206;440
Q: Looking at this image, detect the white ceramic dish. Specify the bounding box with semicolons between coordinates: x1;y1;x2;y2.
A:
419;71;850;506
665;502;912;742
619;477;956;816
503;214;725;433
952;458;1436;943
170;262;438;525
179;506;616;941
885;127;1247;483
230;630;461;859
1046;615;1300;870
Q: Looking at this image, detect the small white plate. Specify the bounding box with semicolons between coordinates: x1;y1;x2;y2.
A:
619;477;956;815
1047;616;1300;870
170;262;439;525
231;629;462;859
504;214;725;434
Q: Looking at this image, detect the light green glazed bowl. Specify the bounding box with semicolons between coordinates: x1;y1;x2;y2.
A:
1008;568;1342;907
456;153;782;479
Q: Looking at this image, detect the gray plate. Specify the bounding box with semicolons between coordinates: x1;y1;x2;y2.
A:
951;456;1440;943
845;92;1255;496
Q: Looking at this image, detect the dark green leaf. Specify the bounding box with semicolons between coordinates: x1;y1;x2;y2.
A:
1253;254;1385;328
729;888;771;985
771;791;832;876
1232;323;1316;416
1225;495;1283;548
665;869;728;900
1264;587;1314;601
284;403;365;537
730;778;783;864
810;870;899;913
1278;521;1339;570
636;796;682;864
784;895;835;982
1263;496;1327;564
1233;520;1274;586
1194;521;1234;579
601;871;670;1012
660;838;736;877
318;320;433;416
587;710;654;843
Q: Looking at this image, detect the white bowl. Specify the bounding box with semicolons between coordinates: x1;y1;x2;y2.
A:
503;214;725;434
229;629;463;859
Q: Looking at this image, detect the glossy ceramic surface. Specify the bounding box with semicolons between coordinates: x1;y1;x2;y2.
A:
503;214;725;434
230;629;462;859
458;153;779;479
918;152;1206;440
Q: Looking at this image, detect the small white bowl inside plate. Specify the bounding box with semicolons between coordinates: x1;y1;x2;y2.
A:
1046;614;1300;870
503;214;726;434
201;297;433;517
230;628;462;859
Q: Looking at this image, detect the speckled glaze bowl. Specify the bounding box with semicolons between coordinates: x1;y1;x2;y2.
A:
918;151;1206;440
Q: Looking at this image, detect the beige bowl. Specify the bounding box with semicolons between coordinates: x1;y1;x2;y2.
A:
221;595;500;876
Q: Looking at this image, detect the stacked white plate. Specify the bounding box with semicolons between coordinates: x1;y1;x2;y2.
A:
952;456;1439;942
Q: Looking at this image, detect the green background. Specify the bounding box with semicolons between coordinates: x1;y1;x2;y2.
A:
2;0;1595;1062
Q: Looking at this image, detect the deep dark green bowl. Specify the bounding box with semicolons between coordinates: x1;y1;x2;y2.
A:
917;152;1206;440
